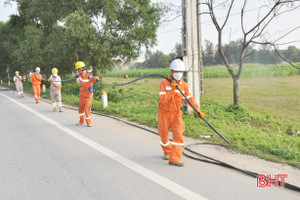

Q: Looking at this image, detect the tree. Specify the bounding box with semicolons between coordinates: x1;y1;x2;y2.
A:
0;15;26;80
203;40;215;66
169;42;183;62
201;0;300;106
6;0;162;75
283;46;300;62
13;25;44;73
143;50;171;68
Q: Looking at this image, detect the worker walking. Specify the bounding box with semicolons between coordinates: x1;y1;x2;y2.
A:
158;59;205;167
48;68;63;112
31;67;42;103
13;71;24;98
75;61;99;127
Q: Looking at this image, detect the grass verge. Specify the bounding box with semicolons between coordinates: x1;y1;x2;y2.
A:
3;76;300;168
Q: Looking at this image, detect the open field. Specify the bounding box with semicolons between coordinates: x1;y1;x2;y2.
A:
101;76;300;121
104;63;300;78
204;76;300;122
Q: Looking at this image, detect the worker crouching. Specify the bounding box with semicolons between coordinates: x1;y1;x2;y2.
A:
48;68;63;112
158;58;205;167
75;61;99;127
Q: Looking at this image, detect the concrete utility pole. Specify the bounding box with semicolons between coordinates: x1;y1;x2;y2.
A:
182;0;204;111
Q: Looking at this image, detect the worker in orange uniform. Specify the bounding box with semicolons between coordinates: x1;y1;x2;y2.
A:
31;67;42;103
158;58;205;167
13;71;24;98
75;61;99;127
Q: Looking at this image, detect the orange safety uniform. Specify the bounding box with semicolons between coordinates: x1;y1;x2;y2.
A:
78;71;97;125
158;77;200;162
31;73;42;101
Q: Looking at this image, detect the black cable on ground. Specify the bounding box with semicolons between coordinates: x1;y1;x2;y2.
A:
2;73;300;192
95;73;172;86
183;143;300;192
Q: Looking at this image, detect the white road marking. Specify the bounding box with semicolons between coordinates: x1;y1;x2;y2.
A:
1;93;208;200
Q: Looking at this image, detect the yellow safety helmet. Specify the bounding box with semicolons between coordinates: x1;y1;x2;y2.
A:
75;61;86;70
15;71;19;74
52;68;58;74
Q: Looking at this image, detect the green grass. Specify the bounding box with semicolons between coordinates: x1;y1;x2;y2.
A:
104;63;300;78
2;74;300;168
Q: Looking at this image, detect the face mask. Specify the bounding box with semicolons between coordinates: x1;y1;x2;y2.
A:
36;71;40;74
16;74;19;76
173;72;183;81
52;73;57;76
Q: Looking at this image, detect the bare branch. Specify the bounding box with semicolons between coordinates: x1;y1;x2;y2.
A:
252;40;300;70
220;0;235;30
273;25;300;43
245;1;282;35
199;12;212;15
276;40;300;46
273;46;300;70
241;0;247;34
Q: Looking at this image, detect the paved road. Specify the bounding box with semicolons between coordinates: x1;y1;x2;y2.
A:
0;89;299;200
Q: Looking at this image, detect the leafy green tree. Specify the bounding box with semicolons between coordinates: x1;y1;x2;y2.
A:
43;25;74;75
0;15;26;80
203;40;215;66
143;50;170;68
169;42;183;62
12;25;44;73
6;0;162;75
283;46;300;62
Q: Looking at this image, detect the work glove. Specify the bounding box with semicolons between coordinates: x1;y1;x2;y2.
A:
94;76;99;80
75;74;79;78
171;82;178;91
198;110;205;118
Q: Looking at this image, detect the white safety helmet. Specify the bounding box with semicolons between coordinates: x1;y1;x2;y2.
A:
170;59;186;71
35;67;40;72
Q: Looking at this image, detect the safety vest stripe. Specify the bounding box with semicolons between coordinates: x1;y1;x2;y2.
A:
79;77;89;82
183;95;192;100
171;142;184;146
159;92;166;95
160;141;170;146
85;116;91;119
166;86;172;90
79;113;85;116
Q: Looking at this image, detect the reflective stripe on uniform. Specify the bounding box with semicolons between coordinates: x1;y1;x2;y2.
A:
160;141;170;146
166;86;172;90
183;95;192;99
159;92;166;95
79;77;89;82
85;116;91;119
79;113;85;116
171;142;184;146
